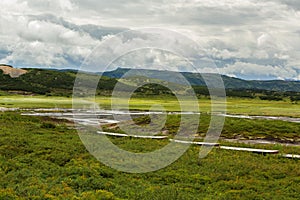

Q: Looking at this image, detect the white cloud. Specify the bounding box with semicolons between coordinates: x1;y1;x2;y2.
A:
219;62;298;80
0;0;299;79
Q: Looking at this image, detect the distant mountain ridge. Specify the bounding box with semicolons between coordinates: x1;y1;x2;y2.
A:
1;66;300;96
103;68;300;92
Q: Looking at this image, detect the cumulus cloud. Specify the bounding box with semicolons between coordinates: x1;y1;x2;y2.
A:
0;0;299;79
0;7;126;68
219;62;298;80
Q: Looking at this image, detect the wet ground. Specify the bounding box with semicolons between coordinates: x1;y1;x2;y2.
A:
3;107;299;147
220;114;300;123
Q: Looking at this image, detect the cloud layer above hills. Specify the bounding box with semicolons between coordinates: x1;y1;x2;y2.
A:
1;0;300;80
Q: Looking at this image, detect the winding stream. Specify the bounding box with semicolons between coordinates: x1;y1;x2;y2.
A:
2;107;299;146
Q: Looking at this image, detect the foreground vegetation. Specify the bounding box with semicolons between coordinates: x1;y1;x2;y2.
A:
1;67;300;199
0;112;300;199
105;112;300;143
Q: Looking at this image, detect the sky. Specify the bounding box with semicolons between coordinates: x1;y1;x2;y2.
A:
0;0;300;80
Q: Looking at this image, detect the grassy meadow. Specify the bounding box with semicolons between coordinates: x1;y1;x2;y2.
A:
0;112;300;199
1;95;300;117
0;95;300;199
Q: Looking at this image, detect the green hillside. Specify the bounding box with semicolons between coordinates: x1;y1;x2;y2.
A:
104;68;300;92
0;68;125;96
1;66;300;101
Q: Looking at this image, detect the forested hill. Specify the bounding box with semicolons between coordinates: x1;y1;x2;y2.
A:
103;68;300;92
0;67;123;96
1;66;300;101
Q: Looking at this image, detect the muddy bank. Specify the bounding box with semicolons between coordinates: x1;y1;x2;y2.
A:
220;114;300;123
221;138;300;147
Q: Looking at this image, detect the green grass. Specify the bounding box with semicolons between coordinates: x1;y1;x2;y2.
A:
0;96;72;108
0;112;300;199
105;113;300;142
225;97;300;117
2;95;300;117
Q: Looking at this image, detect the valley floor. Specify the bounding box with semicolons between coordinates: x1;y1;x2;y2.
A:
1;95;300;117
0;95;300;199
